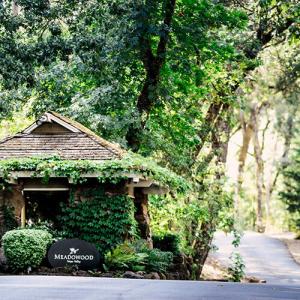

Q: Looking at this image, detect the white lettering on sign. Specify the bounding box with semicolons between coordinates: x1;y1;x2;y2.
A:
54;254;94;260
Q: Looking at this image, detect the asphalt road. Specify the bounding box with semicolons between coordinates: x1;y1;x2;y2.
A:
0;276;300;300
213;231;300;285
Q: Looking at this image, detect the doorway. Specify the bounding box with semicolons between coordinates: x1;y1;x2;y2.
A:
23;190;69;228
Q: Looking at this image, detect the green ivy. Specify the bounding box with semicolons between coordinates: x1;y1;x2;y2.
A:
58;188;137;255
0;205;18;237
0;154;189;193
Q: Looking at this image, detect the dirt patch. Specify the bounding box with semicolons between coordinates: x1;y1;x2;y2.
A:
282;239;300;265
268;232;300;266
201;256;230;281
201;255;265;283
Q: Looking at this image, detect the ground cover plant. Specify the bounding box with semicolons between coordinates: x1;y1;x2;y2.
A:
104;240;173;274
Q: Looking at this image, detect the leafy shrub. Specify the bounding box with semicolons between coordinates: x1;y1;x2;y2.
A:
228;252;245;282
58;188;136;255
132;240;173;273
152;233;180;255
104;240;173;273
146;248;173;273
2;229;53;270
26;220;61;239
104;242;147;271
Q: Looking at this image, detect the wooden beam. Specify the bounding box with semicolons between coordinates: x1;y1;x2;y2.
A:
23;112;80;134
134;189;153;248
127;185;135;198
23;187;69;191
127;179;154;188
142;186;169;195
8;171;147;179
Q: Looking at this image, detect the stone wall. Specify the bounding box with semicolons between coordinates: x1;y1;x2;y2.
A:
3;184;24;226
0;185;24;237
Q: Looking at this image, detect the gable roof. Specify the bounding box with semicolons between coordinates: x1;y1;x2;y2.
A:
0;112;125;161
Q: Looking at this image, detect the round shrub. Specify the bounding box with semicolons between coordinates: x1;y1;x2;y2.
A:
2;229;53;270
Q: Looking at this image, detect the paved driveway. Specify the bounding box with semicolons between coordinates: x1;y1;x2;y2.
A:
0;276;300;300
213;231;300;285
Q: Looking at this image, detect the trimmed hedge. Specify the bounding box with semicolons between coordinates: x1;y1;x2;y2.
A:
2;229;53;270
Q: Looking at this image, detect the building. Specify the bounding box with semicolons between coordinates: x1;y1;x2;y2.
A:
0;112;169;243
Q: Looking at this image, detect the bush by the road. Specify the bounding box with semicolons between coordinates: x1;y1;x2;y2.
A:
104;240;173;273
2;229;53;270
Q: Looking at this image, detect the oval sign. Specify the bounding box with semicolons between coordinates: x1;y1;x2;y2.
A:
48;239;100;270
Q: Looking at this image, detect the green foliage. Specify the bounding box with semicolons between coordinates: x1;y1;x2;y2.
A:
152;233;181;255
0;154;188;193
227;228;245;282
104;240;173;273
2;229;53;270
1;205;18;234
0;110;33;139
0;0;250;150
58;189;136;255
231;230;242;248
280;148;300;228
150;170;234;257
146;248;173;273
228;252;245;282
104;242;148;272
25;220;61;239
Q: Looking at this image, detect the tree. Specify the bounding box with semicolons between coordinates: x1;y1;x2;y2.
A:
231;0;300;230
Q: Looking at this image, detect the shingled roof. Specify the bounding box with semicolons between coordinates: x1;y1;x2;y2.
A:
0;112;125;161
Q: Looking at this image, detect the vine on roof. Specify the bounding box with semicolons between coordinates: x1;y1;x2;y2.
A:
0;154;189;193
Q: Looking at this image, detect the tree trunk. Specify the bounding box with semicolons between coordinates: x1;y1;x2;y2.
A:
134;188;153;248
234;106;256;223
264;136;278;229
252;111;265;232
192;221;214;279
265;115;294;228
126;0;176;151
193;104;232;278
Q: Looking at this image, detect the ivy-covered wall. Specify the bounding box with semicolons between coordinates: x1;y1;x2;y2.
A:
58;188;137;255
0;204;18;237
0;155;187;251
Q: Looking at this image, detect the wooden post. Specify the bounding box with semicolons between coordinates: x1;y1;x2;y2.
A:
21;205;26;228
134;188;153;248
